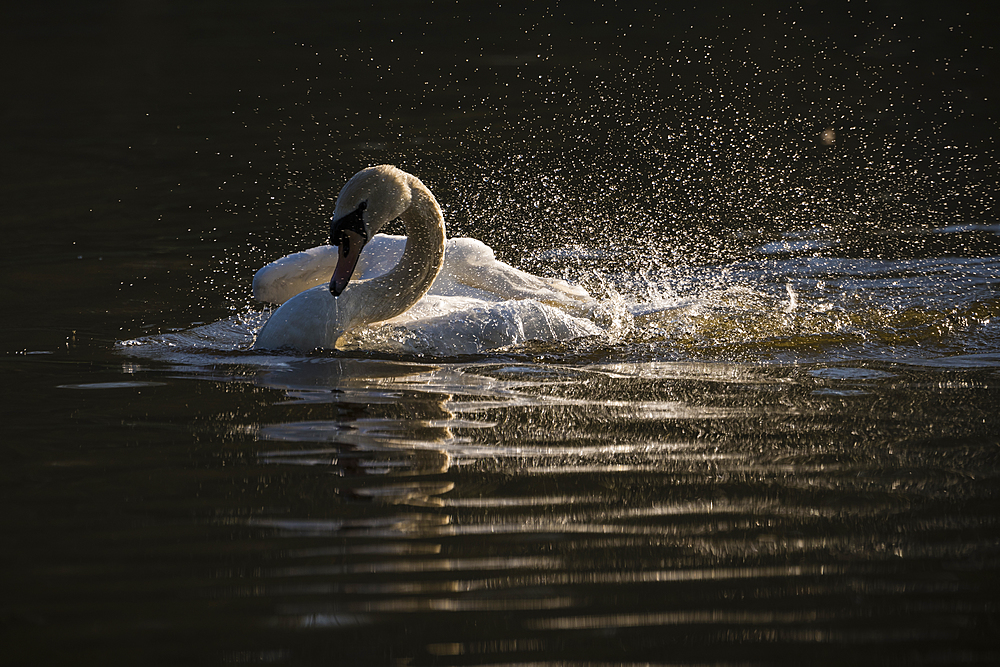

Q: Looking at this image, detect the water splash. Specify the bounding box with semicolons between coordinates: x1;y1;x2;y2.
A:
119;239;1000;367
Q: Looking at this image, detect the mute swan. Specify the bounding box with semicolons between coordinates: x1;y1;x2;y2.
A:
252;165;599;353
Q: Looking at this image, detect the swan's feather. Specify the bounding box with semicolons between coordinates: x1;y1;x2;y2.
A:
255;235;591;309
342;298;602;356
251;245;340;305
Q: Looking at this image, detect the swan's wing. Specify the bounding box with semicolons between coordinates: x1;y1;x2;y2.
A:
353;234;406;278
350;298;603;355
385;294;493;323
252;245;340;304
435;238;593;309
251;235;589;305
252;235;410;305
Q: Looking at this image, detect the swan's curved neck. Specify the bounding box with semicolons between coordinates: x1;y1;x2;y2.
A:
345;176;446;328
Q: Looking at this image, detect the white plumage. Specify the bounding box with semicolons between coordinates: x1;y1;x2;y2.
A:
252;165;598;353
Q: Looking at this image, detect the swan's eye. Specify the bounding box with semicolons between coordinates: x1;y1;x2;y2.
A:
340;236;350;254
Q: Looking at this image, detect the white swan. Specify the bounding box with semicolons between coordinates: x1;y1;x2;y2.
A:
252;165;599;353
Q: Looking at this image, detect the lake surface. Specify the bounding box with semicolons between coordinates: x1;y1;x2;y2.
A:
3;3;999;665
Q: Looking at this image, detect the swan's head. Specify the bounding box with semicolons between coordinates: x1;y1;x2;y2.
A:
329;165;413;296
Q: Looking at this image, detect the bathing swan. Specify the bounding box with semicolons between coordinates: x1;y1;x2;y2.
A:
252;165;598;353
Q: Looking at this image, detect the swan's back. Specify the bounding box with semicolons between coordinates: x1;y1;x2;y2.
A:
253;234;593;311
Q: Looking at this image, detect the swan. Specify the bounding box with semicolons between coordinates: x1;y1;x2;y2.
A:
252;165;599;353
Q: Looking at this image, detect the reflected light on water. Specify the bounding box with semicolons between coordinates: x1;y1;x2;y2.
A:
195;356;1000;664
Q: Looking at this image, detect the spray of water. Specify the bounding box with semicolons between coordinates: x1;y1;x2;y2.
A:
159;23;997;364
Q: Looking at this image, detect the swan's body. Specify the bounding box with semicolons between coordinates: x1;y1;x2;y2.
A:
252;165;597;353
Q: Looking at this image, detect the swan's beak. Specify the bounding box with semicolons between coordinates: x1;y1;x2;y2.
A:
329;202;369;296
330;229;366;296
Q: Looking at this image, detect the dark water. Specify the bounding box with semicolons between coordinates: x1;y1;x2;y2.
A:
3;3;1000;665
